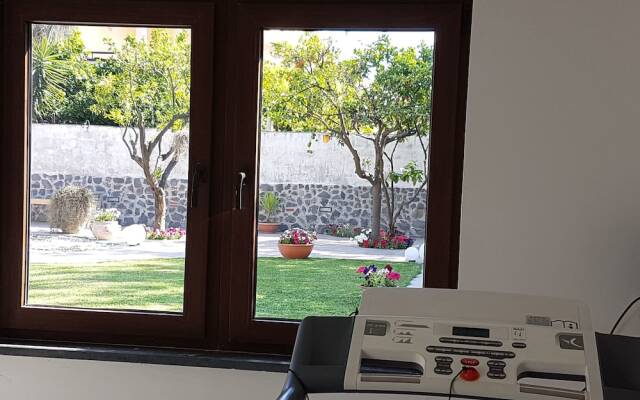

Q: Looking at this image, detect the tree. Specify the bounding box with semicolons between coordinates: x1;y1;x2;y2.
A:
92;29;191;230
262;34;432;238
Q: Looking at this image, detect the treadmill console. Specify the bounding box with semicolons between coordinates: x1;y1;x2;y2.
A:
344;289;604;400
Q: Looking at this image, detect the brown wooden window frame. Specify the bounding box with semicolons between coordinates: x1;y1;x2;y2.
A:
0;0;216;348
0;0;471;355
222;1;471;354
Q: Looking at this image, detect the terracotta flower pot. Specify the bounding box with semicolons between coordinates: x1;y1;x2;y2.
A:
258;222;281;233
278;243;313;259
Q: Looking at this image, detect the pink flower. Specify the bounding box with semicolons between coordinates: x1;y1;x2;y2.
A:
388;272;401;281
356;266;366;274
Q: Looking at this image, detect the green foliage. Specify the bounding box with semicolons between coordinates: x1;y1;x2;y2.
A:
91;29;191;132
93;208;121;222
31;29;115;125
262;33;433;140
260;191;281;222
388;161;424;186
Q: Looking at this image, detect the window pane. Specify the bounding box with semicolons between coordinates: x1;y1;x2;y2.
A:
255;30;433;320
27;24;192;312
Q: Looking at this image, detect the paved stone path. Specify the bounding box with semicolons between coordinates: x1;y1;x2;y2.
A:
29;223;424;286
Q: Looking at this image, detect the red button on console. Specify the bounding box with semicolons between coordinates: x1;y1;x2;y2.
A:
460;367;480;382
461;358;480;366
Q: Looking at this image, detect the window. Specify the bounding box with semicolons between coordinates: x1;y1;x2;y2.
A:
0;0;471;354
1;1;214;345
254;29;434;321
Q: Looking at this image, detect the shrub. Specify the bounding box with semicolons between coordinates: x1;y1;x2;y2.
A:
354;229;414;250
260;192;280;222
48;186;95;233
323;223;360;238
94;208;121;222
279;228;316;245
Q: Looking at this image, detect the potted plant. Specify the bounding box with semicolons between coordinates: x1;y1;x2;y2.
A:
356;264;401;288
278;228;316;259
258;191;281;233
91;208;122;240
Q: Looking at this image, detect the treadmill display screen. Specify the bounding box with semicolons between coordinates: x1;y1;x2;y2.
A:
452;326;490;338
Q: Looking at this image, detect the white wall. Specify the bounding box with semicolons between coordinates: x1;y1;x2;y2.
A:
458;0;640;335
259;132;427;187
2;1;640;399
30;126;426;187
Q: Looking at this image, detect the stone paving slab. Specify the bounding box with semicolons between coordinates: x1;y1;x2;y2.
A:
28;223;425;277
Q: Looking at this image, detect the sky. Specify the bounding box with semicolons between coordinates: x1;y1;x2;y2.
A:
264;30;434;61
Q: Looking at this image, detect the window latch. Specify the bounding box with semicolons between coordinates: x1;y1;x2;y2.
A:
236;172;247;210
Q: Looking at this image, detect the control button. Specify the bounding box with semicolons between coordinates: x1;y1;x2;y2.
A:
396;321;429;329
434;367;453;375
435;356;453;364
364;320;389;336
460;367;480;382
512;342;527;349
440;337;503;347
511;327;526;340
427;346;515;359
487;360;506;368
487;371;506;380
489;351;515;359
558;334;584;350
563;321;578;330
461;358;480;366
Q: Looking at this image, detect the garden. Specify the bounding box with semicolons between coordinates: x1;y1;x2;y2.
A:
28;26;431;320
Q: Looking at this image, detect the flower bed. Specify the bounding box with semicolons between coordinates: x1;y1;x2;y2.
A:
146;227;186;240
357;264;401;287
322;223;361;238
354;229;414;250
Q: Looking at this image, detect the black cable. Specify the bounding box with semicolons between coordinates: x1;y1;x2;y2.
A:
348;307;359;317
447;368;465;400
610;296;640;334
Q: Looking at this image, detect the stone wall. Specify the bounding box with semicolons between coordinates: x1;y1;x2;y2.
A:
30;124;428;236
30;174;188;228
31;175;426;236
257;184;426;237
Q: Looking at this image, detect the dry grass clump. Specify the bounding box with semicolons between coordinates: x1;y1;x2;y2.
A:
48;186;95;233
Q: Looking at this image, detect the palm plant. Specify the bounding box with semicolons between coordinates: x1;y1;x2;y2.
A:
31;36;68;121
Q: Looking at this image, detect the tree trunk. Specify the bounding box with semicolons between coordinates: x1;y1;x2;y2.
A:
370;180;382;239
153;187;167;230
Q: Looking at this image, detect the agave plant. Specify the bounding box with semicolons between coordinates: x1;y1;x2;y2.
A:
260;192;280;222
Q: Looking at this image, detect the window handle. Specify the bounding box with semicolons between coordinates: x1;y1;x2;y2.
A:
190;163;205;208
236;172;247;210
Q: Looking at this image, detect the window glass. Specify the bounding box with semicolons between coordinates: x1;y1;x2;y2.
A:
27;24;192;312
255;30;433;320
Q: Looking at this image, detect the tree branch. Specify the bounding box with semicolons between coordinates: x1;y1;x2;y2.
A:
159;158;179;189
149;112;190;153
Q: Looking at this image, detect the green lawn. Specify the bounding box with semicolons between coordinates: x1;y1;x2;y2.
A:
28;258;422;319
256;258;421;320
